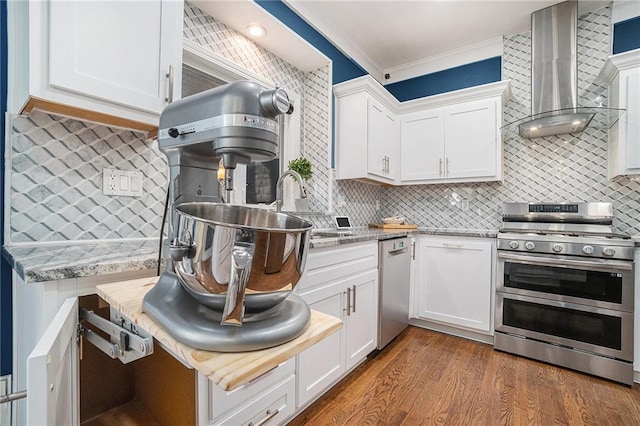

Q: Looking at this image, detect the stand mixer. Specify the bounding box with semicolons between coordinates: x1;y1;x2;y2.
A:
142;81;314;352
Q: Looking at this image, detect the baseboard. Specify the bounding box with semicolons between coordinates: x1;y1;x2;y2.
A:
409;318;494;345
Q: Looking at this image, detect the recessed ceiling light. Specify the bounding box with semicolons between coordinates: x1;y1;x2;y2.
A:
247;24;266;37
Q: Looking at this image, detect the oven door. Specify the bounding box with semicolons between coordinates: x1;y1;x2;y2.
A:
495;292;634;362
497;251;634;312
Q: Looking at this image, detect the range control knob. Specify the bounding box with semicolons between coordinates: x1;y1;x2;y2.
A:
602;247;616;257
509;241;520;249
582;245;594;255
168;127;180;138
552;243;564;253
525;242;535;250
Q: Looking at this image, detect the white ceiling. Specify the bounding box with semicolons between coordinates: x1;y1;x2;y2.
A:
286;0;612;83
200;0;614;83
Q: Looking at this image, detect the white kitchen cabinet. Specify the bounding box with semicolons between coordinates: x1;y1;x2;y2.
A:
367;98;399;182
599;49;640;178
334;75;399;184
414;236;494;334
335;76;510;186
635;247;640;382
400;109;445;181
26;294;198;425
295;241;379;409
202;358;297;425
11;269;155;425
7;0;183;133
399;91;507;184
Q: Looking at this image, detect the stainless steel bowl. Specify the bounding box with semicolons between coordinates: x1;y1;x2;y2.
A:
170;202;313;326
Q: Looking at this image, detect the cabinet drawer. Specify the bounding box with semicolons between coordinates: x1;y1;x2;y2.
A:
207;358;295;420
297;242;378;291
212;375;296;426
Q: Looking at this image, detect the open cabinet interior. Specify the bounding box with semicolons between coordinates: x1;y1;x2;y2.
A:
79;295;196;425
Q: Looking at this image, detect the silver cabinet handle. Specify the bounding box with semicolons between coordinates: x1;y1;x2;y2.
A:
352;284;356;313
411;240;416;260
345;287;351;316
0;390;27;404
381;157;386;173
249;408;280;426
439;158;442;177
446;157;450;176
165;65;174;103
442;243;463;249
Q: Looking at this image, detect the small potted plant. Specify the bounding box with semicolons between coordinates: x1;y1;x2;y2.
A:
287;157;313;181
287;157;312;211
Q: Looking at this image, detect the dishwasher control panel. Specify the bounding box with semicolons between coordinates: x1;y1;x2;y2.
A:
390;240;406;251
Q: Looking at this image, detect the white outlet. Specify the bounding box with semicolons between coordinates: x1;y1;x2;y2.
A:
375;199;380;210
103;168;143;197
461;200;470;211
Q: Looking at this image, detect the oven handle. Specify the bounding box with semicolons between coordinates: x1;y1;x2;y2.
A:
497;251;633;271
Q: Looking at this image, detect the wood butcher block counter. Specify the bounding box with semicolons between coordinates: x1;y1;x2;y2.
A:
95;276;342;391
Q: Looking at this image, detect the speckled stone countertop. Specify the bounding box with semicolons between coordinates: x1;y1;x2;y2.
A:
3;239;160;283
3;228;499;283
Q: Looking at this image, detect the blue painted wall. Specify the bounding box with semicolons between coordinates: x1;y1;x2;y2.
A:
613;16;640;54
1;0;11;377
255;0;366;84
385;57;502;101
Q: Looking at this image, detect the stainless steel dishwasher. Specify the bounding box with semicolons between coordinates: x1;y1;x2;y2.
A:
377;237;411;350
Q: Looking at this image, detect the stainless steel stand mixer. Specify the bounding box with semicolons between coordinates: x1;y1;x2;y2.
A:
142;81;314;352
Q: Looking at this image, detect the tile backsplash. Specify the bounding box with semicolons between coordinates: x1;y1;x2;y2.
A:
8;111;167;243
5;4;640;245
381;5;640;236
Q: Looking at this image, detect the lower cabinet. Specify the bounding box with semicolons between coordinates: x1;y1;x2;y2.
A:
295;241;379;409
201;358;297;425
17;241;379;425
414;235;494;334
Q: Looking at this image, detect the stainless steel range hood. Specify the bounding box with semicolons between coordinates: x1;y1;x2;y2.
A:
505;1;624;139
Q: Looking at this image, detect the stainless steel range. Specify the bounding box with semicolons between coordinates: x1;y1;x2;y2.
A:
494;202;635;385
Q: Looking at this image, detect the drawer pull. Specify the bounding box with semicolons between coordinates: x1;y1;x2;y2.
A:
0;390;27;404
249;408;279;426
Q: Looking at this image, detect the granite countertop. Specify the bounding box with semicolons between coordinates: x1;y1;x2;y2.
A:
96;277;342;391
3;228;499;283
2;239;160;283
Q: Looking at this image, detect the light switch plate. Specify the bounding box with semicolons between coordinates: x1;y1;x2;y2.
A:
103;168;143;197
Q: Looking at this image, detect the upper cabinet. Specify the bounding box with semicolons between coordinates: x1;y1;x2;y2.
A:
334;76;399;184
599;49;640;178
334;75;510;186
7;0;184;134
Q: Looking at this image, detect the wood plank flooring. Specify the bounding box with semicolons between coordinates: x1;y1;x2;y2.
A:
289;326;640;425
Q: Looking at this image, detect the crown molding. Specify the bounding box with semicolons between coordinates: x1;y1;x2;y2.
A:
598;48;640;85
383;37;504;85
283;0;385;82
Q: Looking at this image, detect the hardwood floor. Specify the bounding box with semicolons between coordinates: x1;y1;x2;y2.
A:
289;326;640;425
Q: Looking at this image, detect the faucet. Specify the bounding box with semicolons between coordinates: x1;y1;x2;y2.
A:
275;170;307;212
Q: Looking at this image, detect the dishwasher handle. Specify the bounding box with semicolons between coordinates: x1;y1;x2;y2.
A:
387;247;408;256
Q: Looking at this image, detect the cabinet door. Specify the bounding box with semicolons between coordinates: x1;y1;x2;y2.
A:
344;270;379;371
417;238;492;332
623;71;640;171
400;110;445;182
444;99;498;179
367;98;396;182
48;0;180;114
296;284;346;407
27;298;79;426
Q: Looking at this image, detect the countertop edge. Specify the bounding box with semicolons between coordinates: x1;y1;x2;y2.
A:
15;228;615;284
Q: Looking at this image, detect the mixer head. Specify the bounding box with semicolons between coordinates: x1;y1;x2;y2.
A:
158;80;292;196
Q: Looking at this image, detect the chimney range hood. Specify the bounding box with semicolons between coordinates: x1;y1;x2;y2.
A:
503;1;624;139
